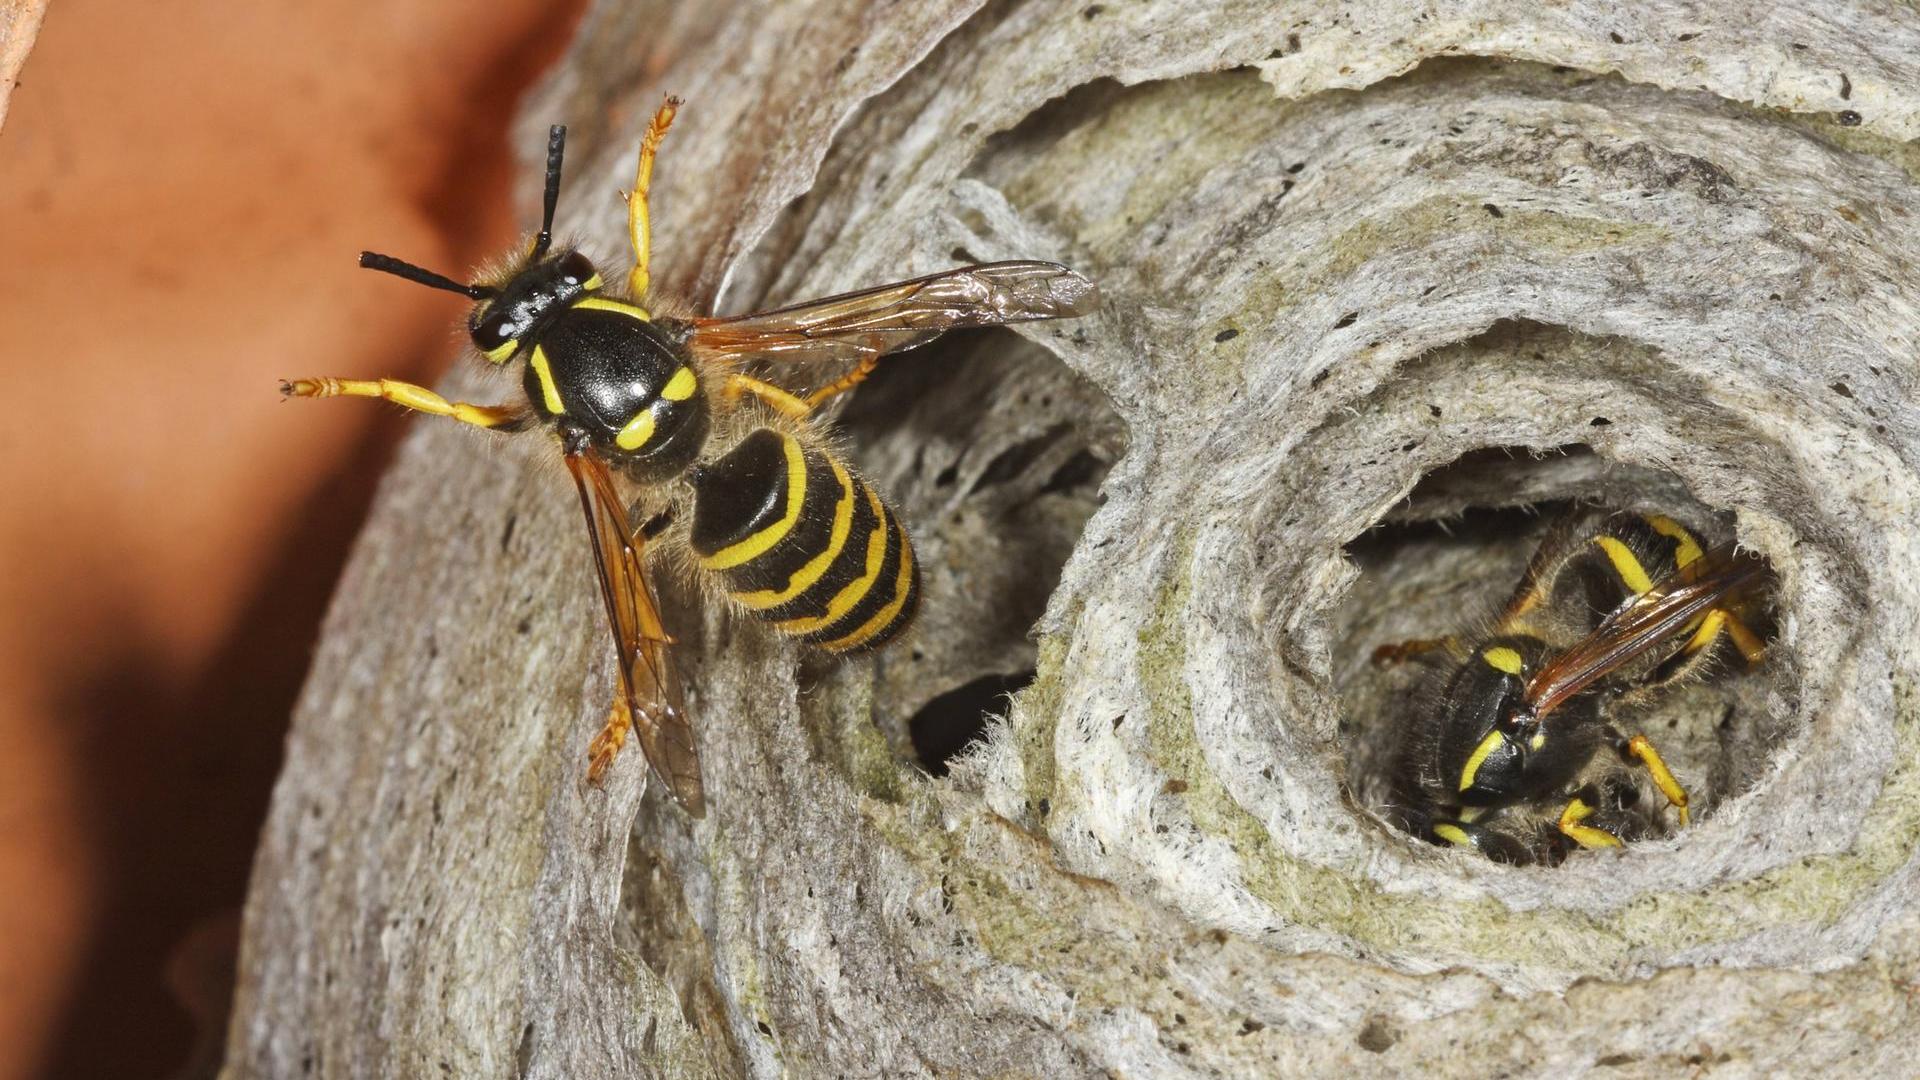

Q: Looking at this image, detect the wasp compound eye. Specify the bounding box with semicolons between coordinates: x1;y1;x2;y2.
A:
471;309;516;359
558;250;597;287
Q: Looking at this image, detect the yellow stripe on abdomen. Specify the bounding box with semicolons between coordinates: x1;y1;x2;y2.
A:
731;460;856;611
1642;513;1704;568
772;487;890;635
689;430;919;653
699;434;807;571
816;518;918;652
1592;535;1656;594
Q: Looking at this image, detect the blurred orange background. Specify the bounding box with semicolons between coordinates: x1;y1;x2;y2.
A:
0;1;582;1075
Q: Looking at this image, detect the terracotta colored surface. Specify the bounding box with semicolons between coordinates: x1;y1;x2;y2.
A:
0;0;51;133
0;1;580;1076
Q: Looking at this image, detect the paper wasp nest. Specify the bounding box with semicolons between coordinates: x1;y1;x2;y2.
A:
226;1;1920;1076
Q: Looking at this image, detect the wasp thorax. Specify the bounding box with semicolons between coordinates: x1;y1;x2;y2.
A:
471;249;602;360
516;290;709;482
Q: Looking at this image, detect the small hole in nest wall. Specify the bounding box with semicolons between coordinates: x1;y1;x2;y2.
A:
910;670;1037;775
1330;445;1785;866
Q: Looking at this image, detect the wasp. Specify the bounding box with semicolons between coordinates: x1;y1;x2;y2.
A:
1371;510;1771;864
283;100;1098;816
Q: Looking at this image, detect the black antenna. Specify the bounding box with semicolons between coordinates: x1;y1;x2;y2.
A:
532;124;567;260
359;251;495;300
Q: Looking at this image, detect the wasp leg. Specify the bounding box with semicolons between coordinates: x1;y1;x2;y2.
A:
1723;609;1768;665
281;377;528;430
625;95;681;298
586;696;633;786
1619;731;1690;828
724;373;813;420
1430;818;1552;865
804;354;881;408
1370;636;1455;667
1678;608;1730;665
1653;605;1768;687
1556;796;1624;850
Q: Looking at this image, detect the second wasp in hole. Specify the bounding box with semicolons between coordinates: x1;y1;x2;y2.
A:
1336;455;1779;866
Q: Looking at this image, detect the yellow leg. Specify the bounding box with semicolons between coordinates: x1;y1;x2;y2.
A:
1676;604;1767;668
1678;608;1728;664
804;354;880;408
1624;733;1690;828
625;95;681;298
585;696;632;786
282;377;525;429
1724;611;1768;665
725;373;813;420
1557;797;1623;850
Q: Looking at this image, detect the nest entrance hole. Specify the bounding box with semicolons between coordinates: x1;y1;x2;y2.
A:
1329;445;1781;858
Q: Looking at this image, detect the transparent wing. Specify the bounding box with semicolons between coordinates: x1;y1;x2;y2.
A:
1524;545;1766;720
688;261;1098;365
563;446;705;815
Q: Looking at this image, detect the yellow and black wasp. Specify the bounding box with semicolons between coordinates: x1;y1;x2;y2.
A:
1373;510;1770;864
283;100;1098;815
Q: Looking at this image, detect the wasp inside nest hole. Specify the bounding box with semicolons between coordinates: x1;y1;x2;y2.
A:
1330;445;1794;867
791;326;1124;783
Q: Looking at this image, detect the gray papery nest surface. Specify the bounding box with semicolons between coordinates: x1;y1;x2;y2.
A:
224;1;1920;1076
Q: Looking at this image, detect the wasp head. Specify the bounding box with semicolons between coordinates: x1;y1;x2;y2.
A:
466;249;601;361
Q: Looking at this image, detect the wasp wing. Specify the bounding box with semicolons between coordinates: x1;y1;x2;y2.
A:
687;261;1098;365
563;446;705;815
1524;546;1766;720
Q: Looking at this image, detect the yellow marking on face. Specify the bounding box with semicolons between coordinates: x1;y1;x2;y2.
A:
1643;514;1703;568
661;366;697;401
820;521;916;652
1481;646;1524;676
483;339;518;363
1459;730;1506;792
573;295;651;320
1432;823;1473;847
733;462;855;611
581;273;603;291
530;346;566;414
701;435;807;571
1594;535;1656;594
1530;731;1547;751
774;487;888;633
615;408;657;451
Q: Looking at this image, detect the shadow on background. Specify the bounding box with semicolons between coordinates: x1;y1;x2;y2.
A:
23;5;587;1077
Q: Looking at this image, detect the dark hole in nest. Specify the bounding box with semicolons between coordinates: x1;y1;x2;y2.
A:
910;670;1036;775
1329;445;1784;864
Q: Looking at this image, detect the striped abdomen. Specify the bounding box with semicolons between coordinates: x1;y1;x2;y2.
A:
689;429;919;653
